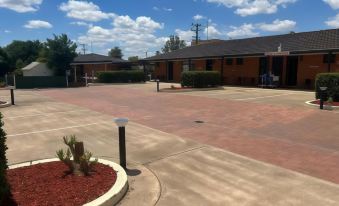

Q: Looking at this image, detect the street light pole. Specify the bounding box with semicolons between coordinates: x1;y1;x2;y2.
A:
114;118;129;169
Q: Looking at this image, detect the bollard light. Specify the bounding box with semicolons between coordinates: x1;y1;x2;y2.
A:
156;79;160;92
114;118;129;169
319;86;327;110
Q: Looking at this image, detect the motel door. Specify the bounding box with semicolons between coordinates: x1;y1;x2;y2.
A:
272;56;284;84
167;62;174;81
286;56;298;86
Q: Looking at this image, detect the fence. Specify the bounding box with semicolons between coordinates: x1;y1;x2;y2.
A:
6;76;67;89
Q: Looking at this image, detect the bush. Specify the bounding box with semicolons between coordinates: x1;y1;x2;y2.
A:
96;70;145;83
0;113;9;204
181;71;221;88
315;73;339;101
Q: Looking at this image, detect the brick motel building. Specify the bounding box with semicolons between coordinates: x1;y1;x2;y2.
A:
144;29;339;89
70;53;131;82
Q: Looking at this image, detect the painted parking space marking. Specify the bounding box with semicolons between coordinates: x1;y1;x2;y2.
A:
4;109;89;119
7;122;108;137
234;93;294;101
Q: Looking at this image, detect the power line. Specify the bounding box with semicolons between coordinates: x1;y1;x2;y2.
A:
191;23;203;45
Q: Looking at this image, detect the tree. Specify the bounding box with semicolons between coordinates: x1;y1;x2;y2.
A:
161;35;186;53
0;48;11;77
0;113;8;204
4;40;43;68
108;47;123;59
128;56;139;62
44;34;77;75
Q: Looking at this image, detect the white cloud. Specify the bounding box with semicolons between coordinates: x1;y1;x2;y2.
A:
24;20;52;29
258;19;296;32
153;6;173;12
4;30;11;33
175;29;195;43
71;21;93;27
0;0;43;12
59;0;115;22
77;15;167;57
227;24;259;38
323;0;339;9
193;14;206;20
206;0;297;16
205;25;223;38
325;14;339;27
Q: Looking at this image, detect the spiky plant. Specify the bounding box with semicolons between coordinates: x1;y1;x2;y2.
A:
57;135;97;176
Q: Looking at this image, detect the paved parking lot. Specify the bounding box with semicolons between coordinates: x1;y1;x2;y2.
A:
1;84;339;205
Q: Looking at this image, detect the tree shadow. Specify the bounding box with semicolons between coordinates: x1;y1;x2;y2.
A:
2;192;18;206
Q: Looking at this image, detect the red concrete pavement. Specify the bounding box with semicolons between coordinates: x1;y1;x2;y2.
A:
39;86;339;184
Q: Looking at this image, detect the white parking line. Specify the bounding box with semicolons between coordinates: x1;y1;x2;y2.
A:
234;93;293;101
4;109;89;119
7;122;108;137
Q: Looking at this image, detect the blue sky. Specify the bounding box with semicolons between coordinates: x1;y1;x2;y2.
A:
0;0;338;58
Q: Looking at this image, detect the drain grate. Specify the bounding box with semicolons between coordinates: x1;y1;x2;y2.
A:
194;120;204;124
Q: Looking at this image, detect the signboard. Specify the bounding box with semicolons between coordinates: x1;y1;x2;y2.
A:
265;51;290;56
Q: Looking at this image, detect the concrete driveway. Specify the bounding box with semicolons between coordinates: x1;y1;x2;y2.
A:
1;88;339;205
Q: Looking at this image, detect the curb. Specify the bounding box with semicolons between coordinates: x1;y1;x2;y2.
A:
305;100;339;108
0;102;11;108
160;87;224;93
9;158;128;206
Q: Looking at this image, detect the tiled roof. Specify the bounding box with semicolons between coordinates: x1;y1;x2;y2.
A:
72;53;129;64
145;29;339;61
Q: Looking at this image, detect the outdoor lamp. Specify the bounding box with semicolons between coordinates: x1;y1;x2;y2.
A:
319;86;328;110
114;118;129;169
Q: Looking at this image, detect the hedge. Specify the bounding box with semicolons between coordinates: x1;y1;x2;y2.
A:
0;113;9;204
315;73;339;101
96;70;145;83
181;71;221;88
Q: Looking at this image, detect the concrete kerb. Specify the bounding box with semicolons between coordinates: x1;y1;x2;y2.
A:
305;100;339;110
9;158;128;206
159;87;224;93
0;101;11;108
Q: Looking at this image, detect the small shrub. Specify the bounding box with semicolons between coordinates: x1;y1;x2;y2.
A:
315;73;339;101
181;71;221;88
0;113;9;204
57;135;97;176
96;70;145;83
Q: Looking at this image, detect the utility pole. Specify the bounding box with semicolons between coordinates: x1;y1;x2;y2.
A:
79;44;86;55
191;23;203;45
206;21;209;40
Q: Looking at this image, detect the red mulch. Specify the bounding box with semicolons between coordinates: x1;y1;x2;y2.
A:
3;161;117;206
311;100;339;106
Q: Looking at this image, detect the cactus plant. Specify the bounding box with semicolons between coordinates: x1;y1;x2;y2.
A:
57;135;97;176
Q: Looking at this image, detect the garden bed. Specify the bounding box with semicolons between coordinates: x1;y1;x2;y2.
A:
3;159;128;206
308;100;339;107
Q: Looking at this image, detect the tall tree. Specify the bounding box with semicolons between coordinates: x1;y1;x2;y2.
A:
161;35;186;53
4;40;43;68
128;56;139;62
44;34;77;75
0;48;11;76
108;47;123;59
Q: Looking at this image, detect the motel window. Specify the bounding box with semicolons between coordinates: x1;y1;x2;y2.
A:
206;59;214;71
323;54;336;63
236;58;244;65
182;60;190;72
155;62;160;67
226;58;233;65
